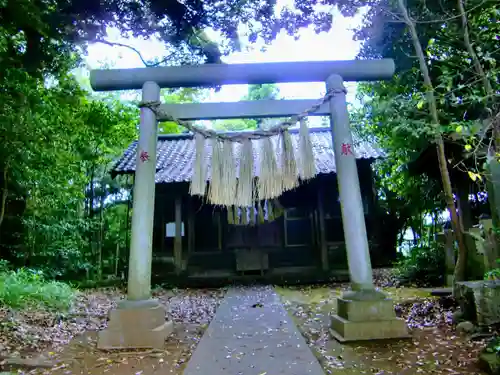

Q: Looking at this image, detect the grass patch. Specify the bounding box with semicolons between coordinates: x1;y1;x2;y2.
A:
276;285;434;310
381;286;432;301
0;267;75;311
275;285;335;304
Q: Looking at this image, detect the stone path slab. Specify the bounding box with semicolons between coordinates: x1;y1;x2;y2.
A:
183;285;325;375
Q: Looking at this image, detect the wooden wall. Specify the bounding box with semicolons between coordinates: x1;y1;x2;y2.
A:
151;159;385;276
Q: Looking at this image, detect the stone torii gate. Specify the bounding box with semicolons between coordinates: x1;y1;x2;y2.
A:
90;59;408;349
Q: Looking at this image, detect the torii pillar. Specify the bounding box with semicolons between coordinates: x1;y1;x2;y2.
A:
90;58;408;349
326;74;408;341
96;81;174;349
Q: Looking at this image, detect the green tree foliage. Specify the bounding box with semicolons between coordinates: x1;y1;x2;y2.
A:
1;0;241;280
356;0;498;152
272;0;498;176
213;118;259;132
0;0;334;76
395;242;446;287
212;84;281;131
244;84;280;101
355;3;497;160
0;69;213;280
0;2;140;280
348;0;498;282
0;65;138;278
233;0;498;280
2;0;497;286
160;87;210;134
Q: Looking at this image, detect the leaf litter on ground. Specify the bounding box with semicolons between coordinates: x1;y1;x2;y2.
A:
0;286;226;374
1;268;495;375
277;269;491;375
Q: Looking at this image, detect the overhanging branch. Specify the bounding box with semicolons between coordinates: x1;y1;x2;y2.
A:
89;39;176;67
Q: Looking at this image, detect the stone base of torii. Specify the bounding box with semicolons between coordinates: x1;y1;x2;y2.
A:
90;59;409;349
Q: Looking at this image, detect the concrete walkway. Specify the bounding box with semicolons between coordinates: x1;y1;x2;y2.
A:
183;285;325;375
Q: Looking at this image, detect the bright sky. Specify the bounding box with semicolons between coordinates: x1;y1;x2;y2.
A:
85;5;366;109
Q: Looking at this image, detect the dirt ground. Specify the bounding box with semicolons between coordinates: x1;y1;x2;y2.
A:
275;284;489;375
33;324;203;374
0;287;226;375
0;273;494;375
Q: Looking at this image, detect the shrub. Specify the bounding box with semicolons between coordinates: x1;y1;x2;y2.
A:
484;336;500;355
0;265;75;311
0;259;9;273
394;243;446;287
484;259;500;280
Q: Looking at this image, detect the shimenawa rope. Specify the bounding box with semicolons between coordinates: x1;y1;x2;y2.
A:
137;87;347;220
137;87;346;141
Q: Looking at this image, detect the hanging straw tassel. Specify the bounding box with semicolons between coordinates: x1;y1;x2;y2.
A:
267;200;275;221
242;207;249;225
190;133;207;196
233;206;241;225
250;204;257;226
219;140;237;206
257;202;265;224
207;139;223;205
280;130;298;191
258;137;281;200
227;205;234;225
236;139;254;207
298;119;316;181
273;198;284;219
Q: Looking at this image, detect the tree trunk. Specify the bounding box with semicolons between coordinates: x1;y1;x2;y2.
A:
431;212;435;237
411;227;418;246
89;166;95;218
124;175;132;280
378;214;402;264
457;0;500;247
97;192;104;281
397;0;468;285
398;229;404;248
115;243;120;277
87;165;96;280
0;167;8;231
457;181;473;230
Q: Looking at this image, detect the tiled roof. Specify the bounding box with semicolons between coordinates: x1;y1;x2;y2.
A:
112;127;385;184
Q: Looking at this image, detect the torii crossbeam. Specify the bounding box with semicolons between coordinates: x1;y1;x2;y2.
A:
90;58;408;349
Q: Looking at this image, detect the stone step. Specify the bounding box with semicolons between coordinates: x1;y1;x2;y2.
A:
107;303;166;331
337;298;397;322
98;300;174;349
330;314;409;342
98;321;173;350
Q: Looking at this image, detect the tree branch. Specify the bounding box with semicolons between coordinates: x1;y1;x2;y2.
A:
397;0;468;285
89;39;175;67
0;166;9;230
457;0;498;151
457;0;493;97
386;0;489;24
